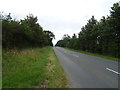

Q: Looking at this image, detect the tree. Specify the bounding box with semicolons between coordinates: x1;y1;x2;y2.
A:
55;2;120;58
69;33;78;49
44;30;55;46
107;3;120;57
2;13;55;49
55;34;70;47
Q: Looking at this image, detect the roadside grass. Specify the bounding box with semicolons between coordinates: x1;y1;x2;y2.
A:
45;48;69;88
63;47;120;62
3;46;69;88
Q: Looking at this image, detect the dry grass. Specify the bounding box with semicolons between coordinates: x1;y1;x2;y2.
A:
45;49;70;88
34;48;70;88
3;47;70;88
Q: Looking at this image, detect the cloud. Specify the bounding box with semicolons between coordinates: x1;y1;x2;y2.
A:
1;0;119;45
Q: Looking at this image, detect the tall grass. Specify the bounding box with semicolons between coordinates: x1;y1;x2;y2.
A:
3;47;50;88
3;47;69;88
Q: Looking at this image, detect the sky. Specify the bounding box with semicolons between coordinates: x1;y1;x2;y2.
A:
1;0;119;45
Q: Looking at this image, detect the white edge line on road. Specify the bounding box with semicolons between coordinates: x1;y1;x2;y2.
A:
106;68;120;75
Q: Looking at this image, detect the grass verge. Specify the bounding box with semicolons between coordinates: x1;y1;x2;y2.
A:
3;46;69;88
63;47;120;62
35;47;69;88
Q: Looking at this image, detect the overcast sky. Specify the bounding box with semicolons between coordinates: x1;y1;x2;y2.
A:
1;0;119;45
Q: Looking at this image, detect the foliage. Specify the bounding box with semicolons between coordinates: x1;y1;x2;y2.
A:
55;2;120;58
2;14;55;49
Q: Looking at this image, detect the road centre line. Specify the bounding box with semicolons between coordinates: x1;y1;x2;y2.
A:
106;68;120;75
72;54;79;57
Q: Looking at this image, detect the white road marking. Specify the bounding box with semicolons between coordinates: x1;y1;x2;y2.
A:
72;54;79;58
106;68;120;75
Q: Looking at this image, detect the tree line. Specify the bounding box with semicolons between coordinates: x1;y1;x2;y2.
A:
55;3;120;58
2;13;55;49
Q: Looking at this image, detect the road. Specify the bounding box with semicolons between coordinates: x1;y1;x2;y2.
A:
53;47;119;88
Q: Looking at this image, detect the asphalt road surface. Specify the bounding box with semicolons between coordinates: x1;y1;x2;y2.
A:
53;47;119;88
